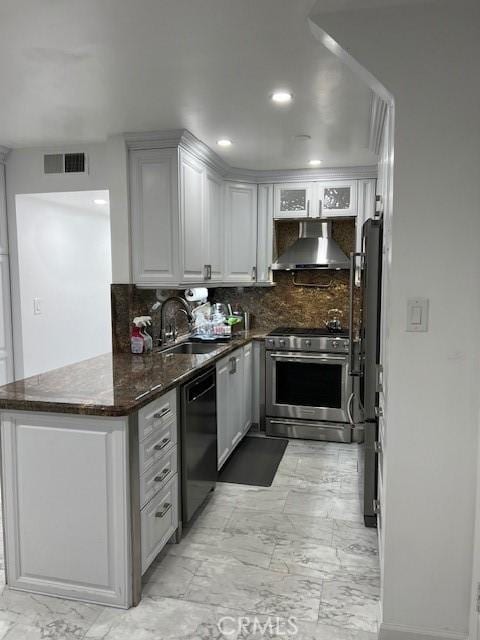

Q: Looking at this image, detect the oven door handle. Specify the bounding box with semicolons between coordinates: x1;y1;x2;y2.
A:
269;352;348;362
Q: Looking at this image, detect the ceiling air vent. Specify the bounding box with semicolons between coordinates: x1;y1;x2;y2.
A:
43;152;88;174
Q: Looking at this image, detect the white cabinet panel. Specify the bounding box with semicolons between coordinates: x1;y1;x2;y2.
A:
230;349;244;448
216;346;251;470
274;182;313;218
216;355;232;469
179;150;206;283
1;412;130;607
130;148;179;285
224;183;257;283
0;164;9;255
141;475;178;574
256;184;274;283
242;343;253;435
0;256;13;385
318;180;358;218
205;169;224;282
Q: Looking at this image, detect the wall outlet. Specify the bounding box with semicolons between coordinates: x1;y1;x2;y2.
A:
33;298;42;315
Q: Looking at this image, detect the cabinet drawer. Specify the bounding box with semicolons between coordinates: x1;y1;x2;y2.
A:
140;446;178;508
139;415;177;473
138;389;177;443
141;475;178;574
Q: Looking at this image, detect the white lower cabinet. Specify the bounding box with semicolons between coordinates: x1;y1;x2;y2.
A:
141;476;178;574
216;344;254;470
138;390;180;575
1;412;131;607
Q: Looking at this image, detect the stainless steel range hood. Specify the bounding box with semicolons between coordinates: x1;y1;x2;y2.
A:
272;221;350;271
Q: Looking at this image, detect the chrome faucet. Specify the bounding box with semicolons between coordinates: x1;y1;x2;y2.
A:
160;296;193;345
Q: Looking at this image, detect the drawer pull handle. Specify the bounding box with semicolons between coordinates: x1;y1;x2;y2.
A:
154;468;170;482
155;503;172;518
154;438;171;451
153;407;170;419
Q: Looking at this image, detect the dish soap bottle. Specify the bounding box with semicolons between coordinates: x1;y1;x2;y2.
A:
131;318;145;354
140;316;153;353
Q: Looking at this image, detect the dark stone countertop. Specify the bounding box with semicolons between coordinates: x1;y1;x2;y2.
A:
0;331;267;417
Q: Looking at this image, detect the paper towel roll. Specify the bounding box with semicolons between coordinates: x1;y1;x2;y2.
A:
184;287;208;303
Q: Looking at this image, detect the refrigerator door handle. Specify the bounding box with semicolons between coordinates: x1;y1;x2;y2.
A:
349;252;364;376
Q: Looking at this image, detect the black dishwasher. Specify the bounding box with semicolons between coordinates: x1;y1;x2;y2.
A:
180;368;217;523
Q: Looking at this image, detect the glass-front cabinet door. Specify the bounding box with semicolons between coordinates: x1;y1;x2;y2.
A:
273;182;314;219
316;180;358;218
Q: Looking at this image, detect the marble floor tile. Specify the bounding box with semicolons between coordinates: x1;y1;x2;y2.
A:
0;589;103;640
210;485;289;513
185;559;324;621
332;519;379;558
85;596;240;640
142;555;201;599
191;501;235;530
270;535;378;581
168;526;275;568
295;620;378;640
319;579;380;633
225;509;334;546
283;489;334;518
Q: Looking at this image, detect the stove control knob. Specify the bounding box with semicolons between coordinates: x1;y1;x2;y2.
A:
267;339;275;348
332;341;339;349
279;339;286;347
305;339;311;347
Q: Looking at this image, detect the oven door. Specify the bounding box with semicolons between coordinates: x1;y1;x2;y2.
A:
266;351;350;423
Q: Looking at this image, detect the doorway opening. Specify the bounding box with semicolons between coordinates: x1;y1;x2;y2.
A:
13;190;112;378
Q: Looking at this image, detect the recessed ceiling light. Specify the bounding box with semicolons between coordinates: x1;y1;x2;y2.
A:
308;160;322;166
217;138;232;147
93;199;108;205
271;91;293;104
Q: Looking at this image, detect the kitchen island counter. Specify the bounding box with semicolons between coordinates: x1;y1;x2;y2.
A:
0;331;266;417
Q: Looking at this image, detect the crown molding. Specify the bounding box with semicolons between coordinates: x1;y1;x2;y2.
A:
0;146;10;164
124;129;377;183
225;164;377;183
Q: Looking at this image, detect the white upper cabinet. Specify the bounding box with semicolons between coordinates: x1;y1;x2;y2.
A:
205;169;224;283
274;182;313;219
130;148;180;286
256;184;274;284
224;182;258;283
317;180;358;218
179;150;206;283
273;180;359;220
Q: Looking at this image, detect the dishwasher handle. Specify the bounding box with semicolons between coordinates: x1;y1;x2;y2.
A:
185;369;216;404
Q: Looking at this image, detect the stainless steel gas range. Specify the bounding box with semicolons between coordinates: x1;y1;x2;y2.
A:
265;327;354;443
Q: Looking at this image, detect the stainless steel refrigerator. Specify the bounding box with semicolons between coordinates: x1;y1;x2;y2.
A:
352;217;383;527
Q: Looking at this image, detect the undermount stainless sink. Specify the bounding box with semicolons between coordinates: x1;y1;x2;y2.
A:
159;341;221;356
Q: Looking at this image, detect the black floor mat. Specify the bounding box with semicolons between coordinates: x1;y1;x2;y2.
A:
218;436;288;487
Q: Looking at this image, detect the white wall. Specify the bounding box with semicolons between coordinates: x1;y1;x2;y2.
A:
15;192;112;377
310;2;480;639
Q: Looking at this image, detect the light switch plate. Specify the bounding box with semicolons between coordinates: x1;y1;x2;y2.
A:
407;297;428;332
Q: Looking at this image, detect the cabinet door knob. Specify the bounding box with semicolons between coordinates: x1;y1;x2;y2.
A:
252;266;256;280
318;199;322;217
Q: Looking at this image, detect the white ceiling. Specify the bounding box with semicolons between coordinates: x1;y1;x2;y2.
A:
0;0;378;170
